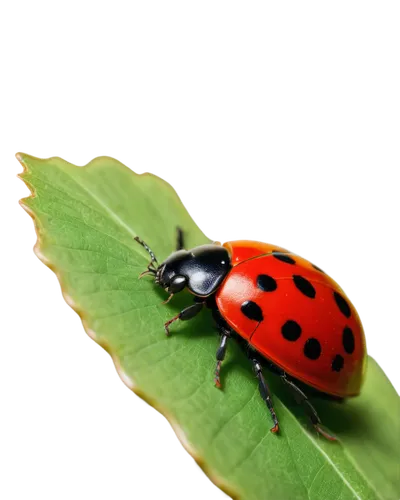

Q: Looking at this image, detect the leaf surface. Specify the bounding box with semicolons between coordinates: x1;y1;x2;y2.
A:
19;153;400;500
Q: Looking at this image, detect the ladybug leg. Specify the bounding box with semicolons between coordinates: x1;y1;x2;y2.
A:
280;374;337;441
252;359;280;434
176;226;185;250
164;299;204;336
214;327;231;389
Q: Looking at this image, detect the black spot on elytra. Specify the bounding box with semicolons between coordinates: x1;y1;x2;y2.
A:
272;251;296;265
257;274;277;292
281;320;302;341
343;327;355;354
293;275;316;299
333;292;351;318
332;354;345;372
312;264;325;274
304;338;321;360
241;301;263;322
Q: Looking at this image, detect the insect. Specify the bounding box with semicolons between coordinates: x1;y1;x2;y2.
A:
135;230;366;440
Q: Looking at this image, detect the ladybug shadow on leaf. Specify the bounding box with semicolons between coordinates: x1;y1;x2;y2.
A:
255;375;377;442
292;382;381;442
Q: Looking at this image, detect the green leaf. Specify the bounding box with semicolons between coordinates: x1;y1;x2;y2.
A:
18;153;400;500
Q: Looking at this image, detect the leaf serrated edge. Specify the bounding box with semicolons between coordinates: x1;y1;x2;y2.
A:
15;153;244;500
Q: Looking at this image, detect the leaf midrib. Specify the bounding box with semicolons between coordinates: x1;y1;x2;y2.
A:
282;400;374;500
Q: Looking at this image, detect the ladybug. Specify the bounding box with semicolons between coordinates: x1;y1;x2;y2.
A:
135;231;366;440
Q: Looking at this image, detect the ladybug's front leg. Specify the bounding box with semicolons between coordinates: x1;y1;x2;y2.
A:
164;298;204;336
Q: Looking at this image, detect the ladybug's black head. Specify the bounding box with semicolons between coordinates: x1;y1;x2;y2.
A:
135;238;231;300
155;250;191;292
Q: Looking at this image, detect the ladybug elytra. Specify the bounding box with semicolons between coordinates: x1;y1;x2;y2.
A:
135;232;366;440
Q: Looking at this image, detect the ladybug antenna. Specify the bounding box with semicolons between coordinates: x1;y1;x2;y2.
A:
134;236;159;274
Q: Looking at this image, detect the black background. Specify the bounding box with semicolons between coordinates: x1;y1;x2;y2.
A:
3;143;399;498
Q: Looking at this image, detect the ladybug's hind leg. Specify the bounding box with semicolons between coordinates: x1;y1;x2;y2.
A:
280;373;337;441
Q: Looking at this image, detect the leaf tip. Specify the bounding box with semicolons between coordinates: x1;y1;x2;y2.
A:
15;152;23;161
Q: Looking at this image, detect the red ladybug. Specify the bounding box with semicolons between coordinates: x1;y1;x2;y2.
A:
135;232;366;440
